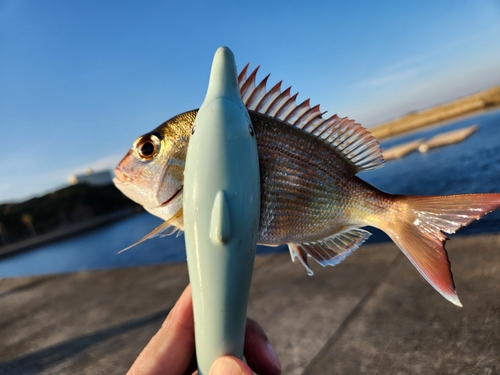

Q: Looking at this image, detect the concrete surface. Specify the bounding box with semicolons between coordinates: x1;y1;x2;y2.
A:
0;234;499;374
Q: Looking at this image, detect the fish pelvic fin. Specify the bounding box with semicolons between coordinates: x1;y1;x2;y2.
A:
289;227;371;275
118;209;183;254
383;194;500;307
288;243;313;276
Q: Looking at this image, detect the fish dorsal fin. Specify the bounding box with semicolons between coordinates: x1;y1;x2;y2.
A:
289;227;371;273
238;64;384;172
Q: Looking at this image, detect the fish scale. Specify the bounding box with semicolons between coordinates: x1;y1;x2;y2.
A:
113;64;500;306
254;112;355;243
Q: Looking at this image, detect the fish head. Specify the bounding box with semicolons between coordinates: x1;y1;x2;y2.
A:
113;111;197;222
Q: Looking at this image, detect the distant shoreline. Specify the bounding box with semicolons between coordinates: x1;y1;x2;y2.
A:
369;86;500;140
0;209;137;259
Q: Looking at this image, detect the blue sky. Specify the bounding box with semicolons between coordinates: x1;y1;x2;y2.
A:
1;1;500;203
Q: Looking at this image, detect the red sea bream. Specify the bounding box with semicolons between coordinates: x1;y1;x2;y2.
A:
114;65;500;306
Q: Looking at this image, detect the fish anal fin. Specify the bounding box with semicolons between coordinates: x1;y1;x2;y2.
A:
239;64;385;172
292;227;371;272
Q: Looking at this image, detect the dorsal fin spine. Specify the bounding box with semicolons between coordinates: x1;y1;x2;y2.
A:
240;66;259;103
345;138;368;156
276;93;299;119
303;117;326;133
237;63;249;85
295;104;321;127
239;65;385;172
256;80;282;112
246;74;269;110
284;99;310;123
265;86;292;116
312;118;336;137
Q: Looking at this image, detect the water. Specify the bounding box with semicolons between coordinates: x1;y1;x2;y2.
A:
1;108;499;278
0;214;286;278
361;107;500;237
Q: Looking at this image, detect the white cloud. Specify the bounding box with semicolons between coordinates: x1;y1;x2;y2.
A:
344;45;500;128
356;68;421;88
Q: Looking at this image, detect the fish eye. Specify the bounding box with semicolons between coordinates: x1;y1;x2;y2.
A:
133;133;162;161
249;125;254;137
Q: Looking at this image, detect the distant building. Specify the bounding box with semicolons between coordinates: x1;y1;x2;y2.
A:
68;169;113;186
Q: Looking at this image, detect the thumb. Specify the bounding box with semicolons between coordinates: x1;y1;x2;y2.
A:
209;356;253;375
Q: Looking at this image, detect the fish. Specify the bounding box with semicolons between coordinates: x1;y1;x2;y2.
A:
113;64;500;306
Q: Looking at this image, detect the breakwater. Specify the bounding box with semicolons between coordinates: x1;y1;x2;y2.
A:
0;209;136;259
370;86;500;140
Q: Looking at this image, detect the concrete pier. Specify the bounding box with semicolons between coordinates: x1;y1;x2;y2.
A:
418;124;478;153
383;138;424;160
1;233;499;374
382;124;479;161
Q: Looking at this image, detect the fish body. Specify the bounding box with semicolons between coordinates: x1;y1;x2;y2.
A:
114;65;500;306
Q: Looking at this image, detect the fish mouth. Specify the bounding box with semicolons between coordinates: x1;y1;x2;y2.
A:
160;187;183;207
113;168;130;184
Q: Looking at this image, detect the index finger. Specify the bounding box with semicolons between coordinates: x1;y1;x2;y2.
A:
127;284;194;375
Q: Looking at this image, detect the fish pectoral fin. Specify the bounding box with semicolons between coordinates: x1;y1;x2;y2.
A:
118;213;182;254
295;227;371;269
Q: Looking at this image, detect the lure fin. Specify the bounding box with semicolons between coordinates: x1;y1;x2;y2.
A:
210;190;231;244
238;64;384;172
289;227;371;275
382;194;500;307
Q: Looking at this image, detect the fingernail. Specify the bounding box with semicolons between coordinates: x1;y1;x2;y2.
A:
209;357;244;375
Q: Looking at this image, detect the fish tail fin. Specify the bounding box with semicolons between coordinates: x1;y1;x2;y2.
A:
381;194;500;306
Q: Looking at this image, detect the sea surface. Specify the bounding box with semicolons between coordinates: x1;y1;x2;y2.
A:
1;108;499;278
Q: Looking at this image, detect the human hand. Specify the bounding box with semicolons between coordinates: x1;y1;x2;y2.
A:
127;284;282;375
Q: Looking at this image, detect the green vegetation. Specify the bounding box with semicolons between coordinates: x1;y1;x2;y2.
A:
370;86;500;140
0;184;139;246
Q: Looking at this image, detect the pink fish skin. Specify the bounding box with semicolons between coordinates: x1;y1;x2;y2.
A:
113;65;500;306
